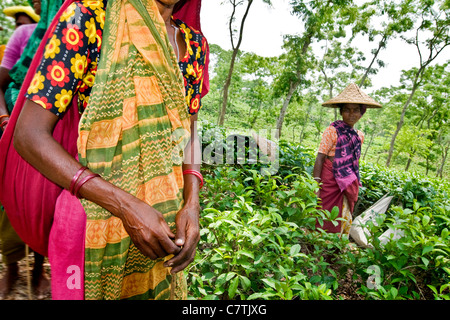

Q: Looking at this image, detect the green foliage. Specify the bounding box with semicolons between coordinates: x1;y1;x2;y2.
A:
0;0;31;44
187;137;450;300
187;164;343;300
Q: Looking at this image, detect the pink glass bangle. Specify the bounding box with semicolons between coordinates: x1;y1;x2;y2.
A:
73;173;100;199
69;166;88;195
183;169;204;188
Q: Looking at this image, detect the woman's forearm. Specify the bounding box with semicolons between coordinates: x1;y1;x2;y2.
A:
313;153;326;179
14;100;133;219
182;114;201;208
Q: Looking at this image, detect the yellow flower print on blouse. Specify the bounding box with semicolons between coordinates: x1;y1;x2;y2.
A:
195;47;202;60
190;95;200;112
174;18;207;115
84;71;95;87
94;8;105;29
185;87;193;106
27;71;45;95
70;53;88;79
44;35;61;59
33;98;49;109
186;63;195;77
180;23;192;40
60;4;76;23
24;0;105;118
85;18;97;44
55;89;73;113
84;0;103;10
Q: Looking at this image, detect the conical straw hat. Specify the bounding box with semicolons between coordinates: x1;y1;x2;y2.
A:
322;83;382;108
3;6;40;23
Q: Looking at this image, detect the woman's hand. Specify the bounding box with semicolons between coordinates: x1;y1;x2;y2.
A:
117;195;182;260
164;201;200;274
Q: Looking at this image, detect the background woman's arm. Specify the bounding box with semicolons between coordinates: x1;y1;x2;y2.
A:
313;152;326;179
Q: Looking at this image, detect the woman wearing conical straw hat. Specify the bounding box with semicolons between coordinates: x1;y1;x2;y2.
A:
312;83;381;235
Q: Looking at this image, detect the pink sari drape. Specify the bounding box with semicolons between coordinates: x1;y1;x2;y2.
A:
0;0;79;257
316;159;359;233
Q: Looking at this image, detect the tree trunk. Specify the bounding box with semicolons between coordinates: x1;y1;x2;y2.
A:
405;151;414;171
363;125;377;161
275;80;298;139
299;103;312;145
436;141;449;178
275;31;313;139
218;50;238;125
217;0;254;126
386;77;420;167
359;34;387;87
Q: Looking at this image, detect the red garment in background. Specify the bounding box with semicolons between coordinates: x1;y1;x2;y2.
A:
316;158;359;233
0;1;80;257
173;0;209;98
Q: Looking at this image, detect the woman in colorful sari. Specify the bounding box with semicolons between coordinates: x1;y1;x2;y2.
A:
313;83;381;236
0;0;63;299
0;0;209;300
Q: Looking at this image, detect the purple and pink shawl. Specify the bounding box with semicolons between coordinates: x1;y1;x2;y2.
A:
331;120;362;192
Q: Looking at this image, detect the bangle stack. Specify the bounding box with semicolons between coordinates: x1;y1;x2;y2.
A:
69;166;100;198
0;114;10;131
183;169;204;188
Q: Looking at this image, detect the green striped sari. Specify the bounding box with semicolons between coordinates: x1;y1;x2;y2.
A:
78;0;191;300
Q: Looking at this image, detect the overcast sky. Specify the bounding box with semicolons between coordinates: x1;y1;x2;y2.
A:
200;0;448;93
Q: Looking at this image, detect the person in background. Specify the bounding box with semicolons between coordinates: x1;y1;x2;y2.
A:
313;83;382;236
2;0;209;300
0;6;39;125
0;1;58;300
3;5;40;28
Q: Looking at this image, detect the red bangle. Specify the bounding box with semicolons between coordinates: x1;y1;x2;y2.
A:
183;170;204;188
0;120;9;130
73;173;100;199
69;166;88;195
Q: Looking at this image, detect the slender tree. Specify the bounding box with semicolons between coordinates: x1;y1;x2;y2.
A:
217;0;272;126
353;0;416;87
386;0;450;167
274;0;358;138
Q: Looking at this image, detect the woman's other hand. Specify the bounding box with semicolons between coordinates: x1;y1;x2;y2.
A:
164;201;200;274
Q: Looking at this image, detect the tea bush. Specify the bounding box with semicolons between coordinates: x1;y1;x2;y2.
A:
188;129;450;300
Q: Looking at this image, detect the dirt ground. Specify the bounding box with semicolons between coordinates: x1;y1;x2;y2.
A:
0;252;52;300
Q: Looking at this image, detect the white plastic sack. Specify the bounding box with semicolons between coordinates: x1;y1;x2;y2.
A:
349;194;394;248
379;221;405;246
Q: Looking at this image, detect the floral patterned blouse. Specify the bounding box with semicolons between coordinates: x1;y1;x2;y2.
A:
26;0;207;118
